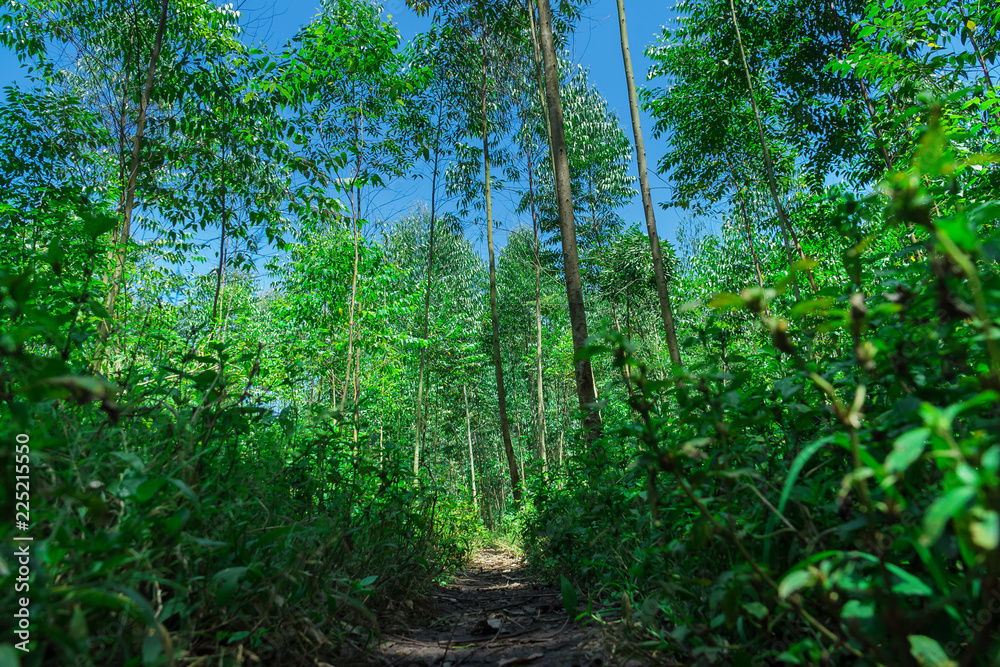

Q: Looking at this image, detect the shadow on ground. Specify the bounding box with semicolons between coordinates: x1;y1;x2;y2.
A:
369;545;646;667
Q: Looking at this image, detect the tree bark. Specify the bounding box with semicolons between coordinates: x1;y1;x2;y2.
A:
482;38;522;504
615;0;682;366
464;385;478;513
535;0;603;445
94;0;170;372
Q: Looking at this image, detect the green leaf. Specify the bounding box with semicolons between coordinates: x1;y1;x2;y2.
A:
708;292;744;309
136;478;167;503
907;635;957;667
0;644;20;667
921;486;977;546
970;510;999;550
841;599;874;620
742;601;768;620
885;564;933;596
359;575;378;587
142;633;163;665
790;298;834;318
560;575;578;616
884;428;930;474
226;631;251;644
168;478;201;509
81;211;118;239
112;451;147;473
69;604;88;641
778;569;817;599
212;567;248;606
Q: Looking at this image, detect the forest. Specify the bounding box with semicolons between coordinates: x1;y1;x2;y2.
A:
1;0;999;664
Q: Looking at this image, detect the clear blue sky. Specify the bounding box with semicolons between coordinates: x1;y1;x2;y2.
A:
0;0;685;267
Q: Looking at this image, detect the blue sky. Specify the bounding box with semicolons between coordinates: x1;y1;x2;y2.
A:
0;0;687;270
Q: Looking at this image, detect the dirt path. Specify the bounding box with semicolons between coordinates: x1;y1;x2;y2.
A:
372;546;641;667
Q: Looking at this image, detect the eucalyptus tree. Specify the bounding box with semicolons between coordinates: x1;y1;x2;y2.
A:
726;0;818;294
496;226;549;469
419;0;529;502
520;97;550;472
152;54;293;338
615;0;682;366
643;7;810;299
278;0;427;415
6;0;249;370
533;0;602;444
407;24;470;478
528;68;636;280
382;205;487;474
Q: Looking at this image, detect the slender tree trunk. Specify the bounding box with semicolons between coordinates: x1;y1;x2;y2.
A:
212;155;228;325
728;0;817;294
94;0;170;373
535;0;603;445
558;382;567;466
526;0;556;184
958;4;1000;128
464;385;478;513
415;102;445;476
525;136;548;474
220;243;237;342
728;163;768;303
615;0;682;366
481;40;522;505
341;106;364;410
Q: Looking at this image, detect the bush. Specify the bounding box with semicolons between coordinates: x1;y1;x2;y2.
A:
524;113;1000;665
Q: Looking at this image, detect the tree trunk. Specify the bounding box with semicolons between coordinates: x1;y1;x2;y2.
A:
959;5;998;99
728;163;768;303
93;0;170;373
341;104;364;410
558;382;567;466
464;385;478;513
728;0;817;294
212;154;228;325
525;135;548;474
615;0;682;366
482;40;522;504
415;102;445;476
535;0;603;445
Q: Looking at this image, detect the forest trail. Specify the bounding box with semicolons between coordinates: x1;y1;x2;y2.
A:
372;546;641;667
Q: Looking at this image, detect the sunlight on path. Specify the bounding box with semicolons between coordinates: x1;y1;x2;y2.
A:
370;546;643;667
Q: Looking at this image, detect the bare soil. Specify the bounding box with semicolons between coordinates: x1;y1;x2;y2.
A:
370;546;645;667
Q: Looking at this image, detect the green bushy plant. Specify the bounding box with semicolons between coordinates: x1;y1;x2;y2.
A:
524;110;1000;665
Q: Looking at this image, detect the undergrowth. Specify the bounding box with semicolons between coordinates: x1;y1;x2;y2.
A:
0;197;478;666
524;111;1000;665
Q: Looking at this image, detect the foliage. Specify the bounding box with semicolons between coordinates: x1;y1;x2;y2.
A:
524;111;1000;664
3;0;1000;664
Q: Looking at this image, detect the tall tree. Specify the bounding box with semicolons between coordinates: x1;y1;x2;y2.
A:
533;0;602;443
93;0;169;372
727;0;817;294
615;0;682;366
